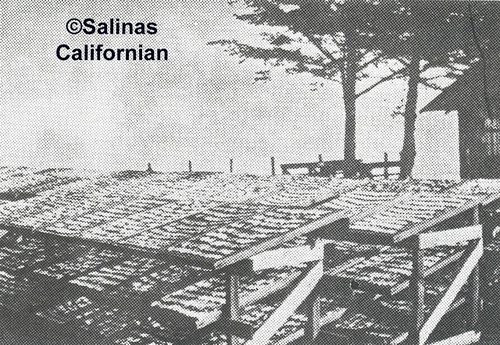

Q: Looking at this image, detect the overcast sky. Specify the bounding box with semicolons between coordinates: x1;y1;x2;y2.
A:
0;0;461;178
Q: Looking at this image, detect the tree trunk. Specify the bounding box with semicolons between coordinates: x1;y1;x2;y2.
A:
342;47;358;177
400;55;420;179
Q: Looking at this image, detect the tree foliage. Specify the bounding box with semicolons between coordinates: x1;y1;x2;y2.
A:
211;0;499;177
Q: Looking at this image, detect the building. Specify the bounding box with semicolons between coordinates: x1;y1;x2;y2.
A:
421;63;500;178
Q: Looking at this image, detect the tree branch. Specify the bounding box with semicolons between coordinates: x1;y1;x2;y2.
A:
356;66;408;98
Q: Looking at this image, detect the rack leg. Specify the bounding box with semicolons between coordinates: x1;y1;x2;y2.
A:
468;264;480;330
470;205;481;329
410;246;425;345
304;287;321;344
225;274;240;345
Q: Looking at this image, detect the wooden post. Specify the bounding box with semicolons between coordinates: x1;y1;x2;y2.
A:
304;287;321;344
318;154;323;162
271;157;275;176
410;243;425;345
469;206;481;330
230;159;233;173
383;152;389;179
188;160;192;173
225;274;240;345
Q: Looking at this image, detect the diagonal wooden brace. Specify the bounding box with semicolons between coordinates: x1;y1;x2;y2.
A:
418;238;483;345
245;260;324;345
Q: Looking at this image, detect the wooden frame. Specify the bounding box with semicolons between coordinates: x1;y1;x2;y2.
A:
245;261;323;345
210;214;348;270
408;208;483;345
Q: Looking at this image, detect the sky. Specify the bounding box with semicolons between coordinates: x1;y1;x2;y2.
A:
0;0;461;178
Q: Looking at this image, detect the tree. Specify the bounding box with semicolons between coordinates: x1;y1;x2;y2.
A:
211;0;408;176
211;0;496;177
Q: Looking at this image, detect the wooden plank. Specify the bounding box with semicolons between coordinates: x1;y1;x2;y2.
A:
245;261;323;345
469;205;481;329
393;197;484;243
303;287;321;343
226;275;239;319
249;242;324;272
213;213;347;270
418;225;482;249
409;245;425;345
419;239;483;345
217;275;242;345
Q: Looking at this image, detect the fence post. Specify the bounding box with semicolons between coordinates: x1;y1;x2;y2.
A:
271;157;275;176
230;159;233;173
318;154;323;162
383;152;389;179
188;160;192;173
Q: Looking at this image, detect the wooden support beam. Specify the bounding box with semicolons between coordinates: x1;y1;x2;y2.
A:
428;331;481;345
468;264;480;330
213;213;347;269
419;239;483;345
225;274;240;345
248;242;324;272
409;245;425;345
245;261;323;345
393;198;484;243
303;287;321;344
469;205;481;330
417;225;482;249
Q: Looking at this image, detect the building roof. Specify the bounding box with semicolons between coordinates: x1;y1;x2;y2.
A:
421;61;500;113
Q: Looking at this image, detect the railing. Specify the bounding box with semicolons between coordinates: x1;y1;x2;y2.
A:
281;153;401;179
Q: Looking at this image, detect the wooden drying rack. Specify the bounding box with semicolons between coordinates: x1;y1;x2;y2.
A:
213;197;500;345
2;188;499;345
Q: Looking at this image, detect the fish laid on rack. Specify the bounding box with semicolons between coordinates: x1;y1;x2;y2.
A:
69;257;162;292
167;207;329;263
329;245;463;291
350;192;476;236
120;202;267;252
34;247;123;280
151;265;306;329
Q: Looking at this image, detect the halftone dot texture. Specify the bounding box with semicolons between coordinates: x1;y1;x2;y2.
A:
1;0;500;345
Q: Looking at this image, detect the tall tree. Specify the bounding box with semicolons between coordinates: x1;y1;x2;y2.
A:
211;0;406;176
212;0;496;177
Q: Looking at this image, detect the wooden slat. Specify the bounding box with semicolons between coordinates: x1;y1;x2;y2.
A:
249;242;324;272
418;225;482;249
245;261;323;345
419;239;483;345
393;197;484;243
213;213;347;269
